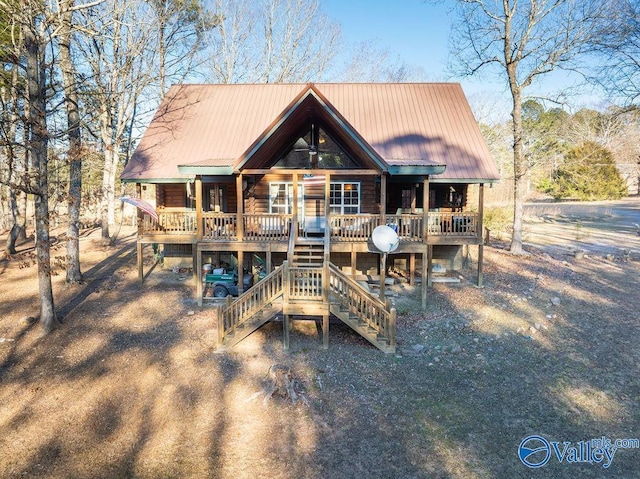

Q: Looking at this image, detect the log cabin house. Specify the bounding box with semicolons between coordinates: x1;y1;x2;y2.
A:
121;83;499;352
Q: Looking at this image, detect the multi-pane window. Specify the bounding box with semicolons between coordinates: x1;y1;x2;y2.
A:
269;183;303;214
329;182;360;214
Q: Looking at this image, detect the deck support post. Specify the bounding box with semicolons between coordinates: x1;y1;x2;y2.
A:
322;260;330;349
409;253;415;286
197;247;203;306
427;245;433;287
137;242;143;284
351;251;357;279
422;247;430;310
237;250;244;296
379;252;387;302
478;243;484;288
322;314;329;350
477;183;485;287
283;314;290;351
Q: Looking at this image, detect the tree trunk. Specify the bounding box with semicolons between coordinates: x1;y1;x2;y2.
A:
3;63;27;255
25;16;57;333
59;0;83;283
509;86;526;255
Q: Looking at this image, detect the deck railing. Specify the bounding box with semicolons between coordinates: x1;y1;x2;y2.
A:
140;210;479;241
328;263;395;348
203;212;237;240
329;214;380;242
386;214;424;242
217;262;285;345
243;214;291;241
141;211;197;235
426;211;478;236
288;266;324;301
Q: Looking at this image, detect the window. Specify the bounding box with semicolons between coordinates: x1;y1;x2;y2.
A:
269;182;303;214
274;123;358;169
330;182;360;214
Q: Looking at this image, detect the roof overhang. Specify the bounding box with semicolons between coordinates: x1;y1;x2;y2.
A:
121;177;193;184
177;165;235;176
387;165;446;176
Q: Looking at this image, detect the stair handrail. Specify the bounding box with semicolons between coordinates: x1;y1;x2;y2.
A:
218;261;287;345
286;220;296;264
328;263;396;348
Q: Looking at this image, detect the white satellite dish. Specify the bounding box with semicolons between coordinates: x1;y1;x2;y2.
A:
371;225;400;253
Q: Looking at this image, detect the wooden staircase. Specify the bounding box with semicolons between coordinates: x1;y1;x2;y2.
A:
328;264;396;354
291;237;324;267
216;240;396;353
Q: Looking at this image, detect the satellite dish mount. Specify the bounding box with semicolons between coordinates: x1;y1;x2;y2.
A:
371;225;400;301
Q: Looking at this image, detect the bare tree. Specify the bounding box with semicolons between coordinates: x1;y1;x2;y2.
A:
0;9;29;255
147;0;218;99
442;0;606;254
338;40;429;83
58;0;83;283
591;0;640;105
18;0;59;332
206;0;341;83
74;0;155;240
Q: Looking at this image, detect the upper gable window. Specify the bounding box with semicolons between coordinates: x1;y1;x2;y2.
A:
274;124;358;169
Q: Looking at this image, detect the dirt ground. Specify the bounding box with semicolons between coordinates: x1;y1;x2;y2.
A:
0;201;639;479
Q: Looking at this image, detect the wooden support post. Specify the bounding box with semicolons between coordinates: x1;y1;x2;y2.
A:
237;250;244;295
137;242;143;284
380;252;387;302
292;173;299;237
422;248;429;310
135;183;142;231
283;314;290;351
217;304;224;347
192;245;198;286
477;183;485;288
409;253;415;286
351;251;357;279
478;244;484;288
322;314;329;350
423;177;430;243
324;173;331;263
196;248;203;306
266;250;272;274
195;177;203;241
322;261;329;349
236;174;244;240
380;174;387;225
427;245;433;287
389;307;396;350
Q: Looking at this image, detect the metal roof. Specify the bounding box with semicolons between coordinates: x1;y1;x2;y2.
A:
122;83;499;183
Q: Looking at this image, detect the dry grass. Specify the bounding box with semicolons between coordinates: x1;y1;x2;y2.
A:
1;211;639;478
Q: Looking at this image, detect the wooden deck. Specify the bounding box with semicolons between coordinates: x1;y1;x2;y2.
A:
138;211;481;247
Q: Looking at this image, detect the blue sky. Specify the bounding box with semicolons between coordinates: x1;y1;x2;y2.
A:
320;0;601;120
322;0;452;81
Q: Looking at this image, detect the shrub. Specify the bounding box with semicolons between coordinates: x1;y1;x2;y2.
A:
483;205;513;237
539;141;628;200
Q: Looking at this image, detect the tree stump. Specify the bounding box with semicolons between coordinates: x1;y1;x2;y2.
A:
246;364;307;406
264;364;298;404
